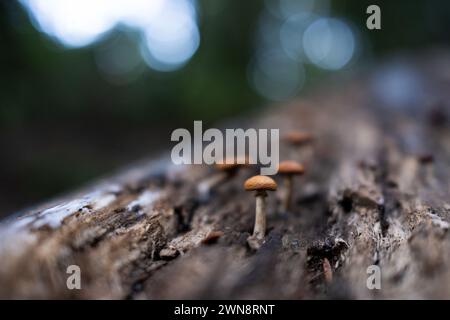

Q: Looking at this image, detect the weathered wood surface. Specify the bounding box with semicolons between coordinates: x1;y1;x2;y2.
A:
1;51;450;299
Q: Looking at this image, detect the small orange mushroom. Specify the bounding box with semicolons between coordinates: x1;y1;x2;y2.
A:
198;156;250;199
284;130;313;146
244;175;277;246
277;160;305;212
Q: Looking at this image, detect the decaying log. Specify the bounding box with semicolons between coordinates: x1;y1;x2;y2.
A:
1;51;449;299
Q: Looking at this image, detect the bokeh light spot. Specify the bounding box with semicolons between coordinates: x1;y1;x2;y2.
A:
20;0;200;72
303;18;355;70
249;49;305;101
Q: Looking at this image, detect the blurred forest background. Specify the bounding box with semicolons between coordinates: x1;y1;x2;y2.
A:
0;0;449;216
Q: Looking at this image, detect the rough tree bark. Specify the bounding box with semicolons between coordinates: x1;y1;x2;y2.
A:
1;51;449;299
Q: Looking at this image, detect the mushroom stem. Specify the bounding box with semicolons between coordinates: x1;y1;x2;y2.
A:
253;190;267;239
282;175;293;212
323;257;333;284
244;175;276;250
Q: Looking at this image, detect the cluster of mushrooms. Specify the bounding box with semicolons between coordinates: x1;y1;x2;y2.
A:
204;130;313;250
244;160;305;249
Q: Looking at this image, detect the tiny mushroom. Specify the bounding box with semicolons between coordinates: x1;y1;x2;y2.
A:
322;257;333;284
277;160;305;212
198;156;250;199
215;155;249;172
284;130;313;146
244;175;277;248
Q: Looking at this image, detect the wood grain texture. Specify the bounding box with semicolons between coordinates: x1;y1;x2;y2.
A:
1;51;449;299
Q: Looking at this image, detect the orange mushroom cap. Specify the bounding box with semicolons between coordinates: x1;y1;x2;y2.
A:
244;175;277;191
277;160;305;175
215;156;251;171
284;131;313;145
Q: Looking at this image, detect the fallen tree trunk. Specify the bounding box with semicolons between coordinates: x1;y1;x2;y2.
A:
1;51;450;299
